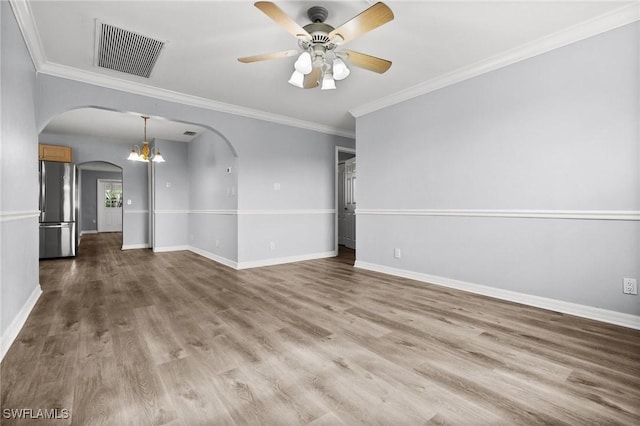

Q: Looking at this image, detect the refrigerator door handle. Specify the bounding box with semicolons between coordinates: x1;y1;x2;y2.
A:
40;223;71;229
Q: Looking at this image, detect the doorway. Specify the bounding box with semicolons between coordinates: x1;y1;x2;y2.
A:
335;147;356;260
78;161;123;248
97;179;123;232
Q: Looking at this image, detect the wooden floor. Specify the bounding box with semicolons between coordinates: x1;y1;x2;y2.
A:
2;233;639;425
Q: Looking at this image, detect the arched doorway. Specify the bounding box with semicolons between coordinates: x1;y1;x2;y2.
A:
77;161;124;248
40;107;238;258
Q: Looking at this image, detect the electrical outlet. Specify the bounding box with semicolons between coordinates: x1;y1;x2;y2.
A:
623;278;637;295
394;248;401;259
270;241;276;251
215;240;220;248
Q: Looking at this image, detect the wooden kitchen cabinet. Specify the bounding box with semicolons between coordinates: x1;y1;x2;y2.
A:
39;144;73;162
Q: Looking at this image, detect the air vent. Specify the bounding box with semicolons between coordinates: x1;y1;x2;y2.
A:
95;22;165;78
183;131;197;136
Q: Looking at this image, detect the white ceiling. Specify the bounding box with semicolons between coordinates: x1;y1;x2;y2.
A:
19;0;637;140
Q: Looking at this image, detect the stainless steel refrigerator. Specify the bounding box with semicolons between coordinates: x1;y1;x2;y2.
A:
39;161;78;258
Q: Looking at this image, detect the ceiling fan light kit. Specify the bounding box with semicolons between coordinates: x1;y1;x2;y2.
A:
238;1;394;91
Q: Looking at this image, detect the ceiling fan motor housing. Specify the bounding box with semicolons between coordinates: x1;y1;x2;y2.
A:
307;6;328;23
301;22;335;52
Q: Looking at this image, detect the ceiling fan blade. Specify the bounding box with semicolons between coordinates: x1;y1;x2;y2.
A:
254;2;311;41
238;50;299;63
343;50;392;74
329;2;394;45
303;68;321;89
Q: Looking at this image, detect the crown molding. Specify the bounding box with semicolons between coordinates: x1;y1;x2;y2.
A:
8;1;354;140
9;0;45;69
36;62;355;139
12;0;636;137
350;2;640;118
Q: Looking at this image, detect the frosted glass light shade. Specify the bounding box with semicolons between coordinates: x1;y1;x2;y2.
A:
152;151;165;163
332;58;350;81
288;70;305;88
321;73;336;90
127;149;140;161
294;52;312;75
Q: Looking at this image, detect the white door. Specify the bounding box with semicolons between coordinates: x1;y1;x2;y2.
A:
343;158;356;249
97;179;123;232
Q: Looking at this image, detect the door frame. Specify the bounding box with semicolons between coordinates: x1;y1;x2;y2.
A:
97;178;123;232
334;146;356;254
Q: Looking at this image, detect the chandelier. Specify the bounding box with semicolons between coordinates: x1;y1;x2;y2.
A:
127;116;165;163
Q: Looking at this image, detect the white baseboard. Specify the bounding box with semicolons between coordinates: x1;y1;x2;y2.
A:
186;246;336;270
121;244;150;250
153;245;190;253
188;246;238;270
238;251;337;270
80;230;98;236
354;261;640;330
1;284;42;361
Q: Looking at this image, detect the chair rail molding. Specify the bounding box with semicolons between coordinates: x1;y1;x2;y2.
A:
0;211;40;222
356;209;640;221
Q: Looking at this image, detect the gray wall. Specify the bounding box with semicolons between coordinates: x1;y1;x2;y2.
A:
0;2;40;341
188;130;238;262
356;22;639;315
233;123;353;263
38;133;149;247
80;169;123;232
153;138;189;249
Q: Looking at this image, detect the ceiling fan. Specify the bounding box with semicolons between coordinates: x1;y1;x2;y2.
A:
238;1;394;90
